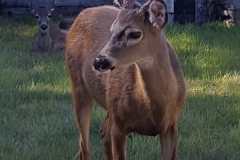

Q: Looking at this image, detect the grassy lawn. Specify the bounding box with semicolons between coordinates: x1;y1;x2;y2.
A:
0;16;240;160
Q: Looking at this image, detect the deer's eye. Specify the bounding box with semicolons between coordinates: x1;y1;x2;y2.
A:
35;15;39;19
127;31;141;40
48;14;52;19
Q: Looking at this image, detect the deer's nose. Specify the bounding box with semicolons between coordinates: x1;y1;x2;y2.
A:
93;56;117;72
40;24;48;30
93;57;110;71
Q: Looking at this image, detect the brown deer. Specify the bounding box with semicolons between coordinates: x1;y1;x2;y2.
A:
65;0;186;159
29;0;67;54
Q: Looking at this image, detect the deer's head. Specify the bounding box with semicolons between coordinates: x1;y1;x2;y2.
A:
93;0;168;72
29;0;56;34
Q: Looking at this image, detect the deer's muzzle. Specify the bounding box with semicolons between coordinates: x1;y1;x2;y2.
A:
40;24;48;31
93;56;116;73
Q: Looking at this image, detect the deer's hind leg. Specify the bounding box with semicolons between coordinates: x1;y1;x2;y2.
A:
111;122;127;160
101;113;127;160
160;122;178;160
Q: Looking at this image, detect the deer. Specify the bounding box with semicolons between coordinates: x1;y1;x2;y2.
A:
58;18;75;34
65;0;186;159
29;0;68;54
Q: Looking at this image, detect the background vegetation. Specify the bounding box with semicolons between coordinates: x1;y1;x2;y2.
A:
0;17;239;159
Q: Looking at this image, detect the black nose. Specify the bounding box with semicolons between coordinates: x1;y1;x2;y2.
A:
40;24;48;30
93;57;111;71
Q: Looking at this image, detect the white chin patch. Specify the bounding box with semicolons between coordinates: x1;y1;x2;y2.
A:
141;57;154;68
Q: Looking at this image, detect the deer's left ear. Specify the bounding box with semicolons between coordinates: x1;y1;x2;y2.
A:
148;0;168;31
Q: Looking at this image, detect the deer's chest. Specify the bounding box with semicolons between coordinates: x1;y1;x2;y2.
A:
36;35;52;51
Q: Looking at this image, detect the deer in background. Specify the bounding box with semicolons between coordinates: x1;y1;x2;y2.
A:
29;0;68;54
65;0;186;159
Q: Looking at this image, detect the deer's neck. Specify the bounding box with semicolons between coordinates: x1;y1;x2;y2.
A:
36;29;52;49
136;33;177;107
37;29;51;39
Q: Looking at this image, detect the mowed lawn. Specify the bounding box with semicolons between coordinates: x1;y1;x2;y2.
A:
0;16;240;160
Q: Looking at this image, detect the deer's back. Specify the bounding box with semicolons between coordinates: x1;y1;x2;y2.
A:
49;24;66;42
167;42;186;108
66;6;119;56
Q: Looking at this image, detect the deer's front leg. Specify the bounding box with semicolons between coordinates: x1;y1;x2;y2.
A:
111;123;127;160
100;113;113;160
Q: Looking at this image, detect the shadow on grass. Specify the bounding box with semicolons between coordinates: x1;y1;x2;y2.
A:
0;50;69;108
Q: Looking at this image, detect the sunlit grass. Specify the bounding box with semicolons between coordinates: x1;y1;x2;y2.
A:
0;16;240;160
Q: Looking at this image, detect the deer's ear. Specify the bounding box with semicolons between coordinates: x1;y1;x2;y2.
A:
51;8;54;12
148;0;168;31
31;9;36;14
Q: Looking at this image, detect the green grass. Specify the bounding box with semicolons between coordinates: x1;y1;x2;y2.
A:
0;16;240;160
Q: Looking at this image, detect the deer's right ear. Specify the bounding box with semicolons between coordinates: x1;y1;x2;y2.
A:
31;9;36;14
148;0;168;31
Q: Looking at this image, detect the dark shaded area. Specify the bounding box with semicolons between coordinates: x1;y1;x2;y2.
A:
0;2;2;16
0;0;197;25
0;53;70;109
0;0;114;17
174;0;195;24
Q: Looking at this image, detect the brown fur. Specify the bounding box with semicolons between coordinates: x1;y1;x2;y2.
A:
65;1;186;159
